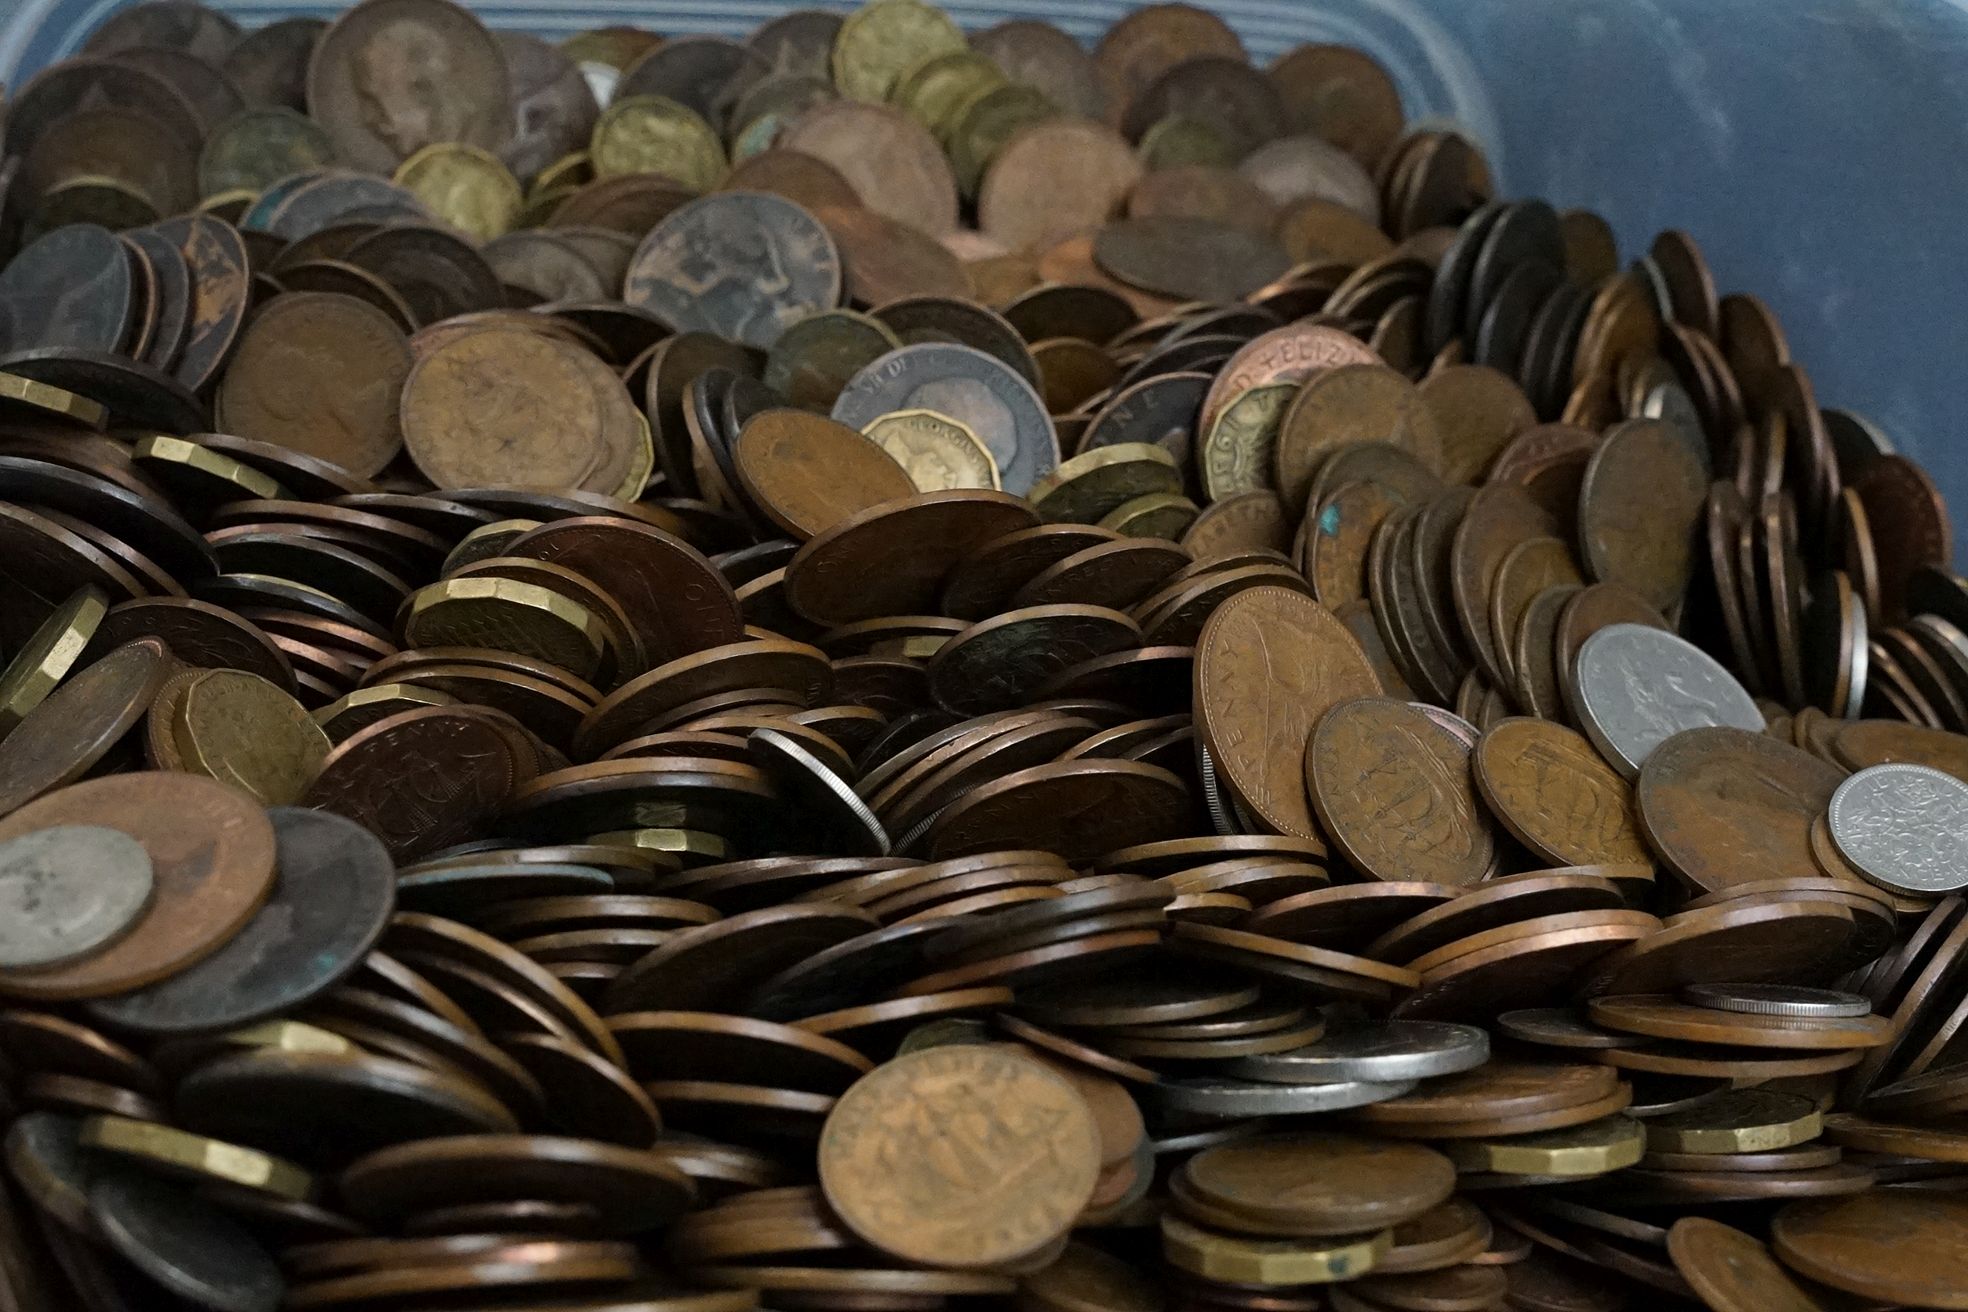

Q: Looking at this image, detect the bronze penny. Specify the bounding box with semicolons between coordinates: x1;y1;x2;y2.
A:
216;291;410;479
1202;323;1382;437
1578;418;1711;610
1275;363;1436;511
1581;900;1859;998
305;0;511;173
818;1043;1098;1268
1195;585;1380;839
781;100;957;235
1473;718;1652;868
303;707;521;862
508;517;744;668
785;492;1039;626
0;772;276;1001
0;639;171;817
1308;696;1496;886
1636;726;1844;896
1771;1192;1968;1309
732;410;918;541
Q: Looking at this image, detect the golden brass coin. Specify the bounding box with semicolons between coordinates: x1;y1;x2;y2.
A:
0;587;108;740
1160;1214;1390;1286
1029;444;1181;526
834;0;967;103
591;94;727;189
861;409;999;491
1200;382;1295;502
402;579;608;681
1439;1115;1646;1177
173;669;332;806
1642;1089;1824;1154
80;1115;314;1200
392;142;524;240
0;372;107;429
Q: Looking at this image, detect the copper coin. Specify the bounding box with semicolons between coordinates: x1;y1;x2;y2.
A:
1307;696;1495;886
1577;418;1710;611
216;291;411;479
1771;1191;1968;1309
0;639;171;817
1195;585;1379;839
0;773;276;1001
1636;726;1844;896
732;410;917;541
303;707;521;862
1473;718;1652;868
818;1043;1099;1269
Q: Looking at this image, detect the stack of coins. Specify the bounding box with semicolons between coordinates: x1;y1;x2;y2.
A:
0;0;1966;1308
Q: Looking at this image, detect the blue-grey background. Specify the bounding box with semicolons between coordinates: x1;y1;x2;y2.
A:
3;0;1963;554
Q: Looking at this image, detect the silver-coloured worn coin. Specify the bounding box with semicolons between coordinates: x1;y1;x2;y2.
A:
1226;1021;1490;1085
0;825;154;969
89;1172;283;1312
1146;1075;1416;1118
1680;983;1874;1019
624;191;843;348
831;342;1060;497
1570;623;1763;778
1829;763;1968;895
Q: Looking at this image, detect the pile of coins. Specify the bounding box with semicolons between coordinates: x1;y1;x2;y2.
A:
0;0;1965;1308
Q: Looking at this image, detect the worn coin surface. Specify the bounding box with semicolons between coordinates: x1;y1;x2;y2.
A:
626;192;842;347
819;1044;1099;1268
0;826;154;969
831;343;1058;497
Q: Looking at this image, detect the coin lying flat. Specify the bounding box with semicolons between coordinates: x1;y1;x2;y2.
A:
0;826;154;969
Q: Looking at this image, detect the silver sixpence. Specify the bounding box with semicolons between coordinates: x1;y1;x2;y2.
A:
1147;1076;1416;1117
1680;983;1873;1019
1570;623;1762;778
1829;763;1968;895
1226;1021;1490;1085
89;1172;283;1312
624;191;843;348
831;342;1059;496
0;825;154;968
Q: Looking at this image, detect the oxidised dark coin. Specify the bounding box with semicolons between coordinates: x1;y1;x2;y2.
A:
1093;217;1291;304
625;192;841;349
0;225;135;355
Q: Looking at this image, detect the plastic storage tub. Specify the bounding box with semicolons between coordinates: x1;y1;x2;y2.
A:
3;0;1962;552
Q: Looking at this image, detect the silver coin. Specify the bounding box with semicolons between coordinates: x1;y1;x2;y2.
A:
748;727;890;857
1679;983;1873;1019
0;825;154;968
831;342;1059;496
1829;763;1968;895
1146;1075;1415;1118
89;1172;282;1312
1570;623;1763;778
624;192;843;349
1226;1020;1489;1085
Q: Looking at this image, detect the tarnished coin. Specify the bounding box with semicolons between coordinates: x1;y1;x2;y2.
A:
392;143;523;239
625;192;840;348
861;409;999;491
306;0;514;172
1667;1217;1829;1312
398;326;613;491
0;774;277;1001
215;291;411;480
1473;717;1652;868
87;808;394;1036
1637;727;1843;897
199;106;337;196
0;588;110;741
1578;419;1710;610
831;343;1058;497
733;410;917;540
0;225;135;356
1195;586;1380;839
1571;623;1763;778
1829;763;1968;895
173;670;331;806
1180;1132;1454;1235
818;1044;1099;1268
1308;696;1497;886
0;827;154;970
88;1172;283;1312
